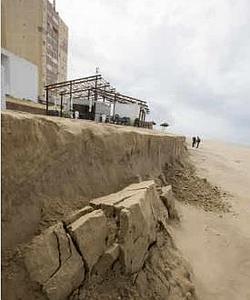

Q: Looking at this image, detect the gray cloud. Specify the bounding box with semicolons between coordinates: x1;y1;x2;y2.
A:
57;0;250;144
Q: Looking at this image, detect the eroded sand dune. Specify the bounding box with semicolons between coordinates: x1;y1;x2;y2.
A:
2;111;196;300
1;111;184;249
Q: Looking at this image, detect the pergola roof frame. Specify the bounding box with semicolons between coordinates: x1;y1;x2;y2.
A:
45;73;150;114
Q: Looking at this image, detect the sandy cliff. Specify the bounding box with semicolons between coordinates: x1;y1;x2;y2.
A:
2;111;198;300
2;111;185;249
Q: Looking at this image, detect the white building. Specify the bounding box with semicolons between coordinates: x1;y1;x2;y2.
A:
1;48;38;103
71;98;111;121
1;63;6;109
115;102;141;123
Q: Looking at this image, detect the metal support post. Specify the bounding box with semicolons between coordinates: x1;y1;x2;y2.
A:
46;87;49;114
94;75;98;103
113;93;117;117
60;93;63;117
69;81;73;112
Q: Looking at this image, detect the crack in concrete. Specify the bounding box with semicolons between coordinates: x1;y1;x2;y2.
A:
66;232;72;258
90;194;135;211
63;222;88;277
126;187;148;191
45;228;74;284
114;195;132;206
46;230;62;281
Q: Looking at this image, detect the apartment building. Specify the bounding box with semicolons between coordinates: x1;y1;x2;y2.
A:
1;0;68;99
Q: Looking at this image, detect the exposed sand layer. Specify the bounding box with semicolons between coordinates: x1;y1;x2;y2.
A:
2;111;185;250
172;141;250;300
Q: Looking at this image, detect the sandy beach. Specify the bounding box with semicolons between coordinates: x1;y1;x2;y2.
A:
172;140;250;300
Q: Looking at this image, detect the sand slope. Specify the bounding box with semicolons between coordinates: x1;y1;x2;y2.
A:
1;111;185;249
172;141;250;300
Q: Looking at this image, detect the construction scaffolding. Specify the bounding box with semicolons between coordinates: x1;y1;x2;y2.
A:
44;74;151;127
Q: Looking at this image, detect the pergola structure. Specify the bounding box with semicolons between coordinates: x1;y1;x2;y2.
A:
44;74;150;121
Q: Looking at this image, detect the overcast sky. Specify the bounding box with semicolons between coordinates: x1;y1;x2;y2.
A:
56;0;250;144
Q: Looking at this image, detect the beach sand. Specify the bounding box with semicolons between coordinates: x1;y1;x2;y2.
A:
172;140;250;300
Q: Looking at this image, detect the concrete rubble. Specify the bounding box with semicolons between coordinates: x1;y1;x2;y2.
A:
24;222;85;300
22;181;180;299
160;184;179;219
67;209;108;273
63;206;94;226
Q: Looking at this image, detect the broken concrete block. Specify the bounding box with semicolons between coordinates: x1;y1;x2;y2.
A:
90;188;147;251
24;223;71;284
92;243;120;276
115;189;155;273
90;181;155;214
117;181;169;273
68;209;108;272
24;222;85;300
90;189;138;216
150;187;169;226
160;185;179;220
43;237;85;300
118;197;153;274
118;189;157;241
89;181;169;274
63;206;94;226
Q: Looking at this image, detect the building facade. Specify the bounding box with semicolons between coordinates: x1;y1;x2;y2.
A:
1;48;39;102
115;102;141;123
1;0;68;99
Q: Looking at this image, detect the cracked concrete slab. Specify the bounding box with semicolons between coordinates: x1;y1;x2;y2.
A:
116;182;165;273
24;222;85;300
160;185;179;219
90;189;139;215
63;206;94;226
22;181;171;299
89;181;168;274
67;209;108;273
43;236;85;300
24;223;69;284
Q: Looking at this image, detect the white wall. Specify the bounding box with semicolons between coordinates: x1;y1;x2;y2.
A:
72;98;111;121
1;48;38;102
115;102;140;122
95;101;111;121
1;64;6;109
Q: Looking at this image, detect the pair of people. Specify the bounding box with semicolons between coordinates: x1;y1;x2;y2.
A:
192;136;201;148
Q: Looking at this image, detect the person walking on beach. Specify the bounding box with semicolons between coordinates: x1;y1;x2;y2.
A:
196;136;201;148
192;136;196;148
